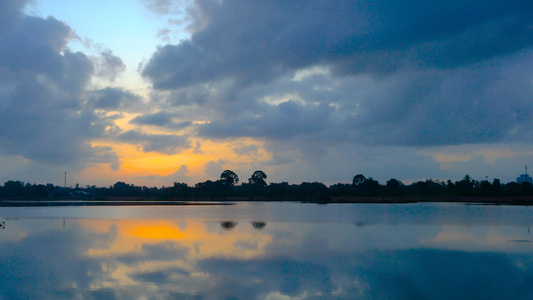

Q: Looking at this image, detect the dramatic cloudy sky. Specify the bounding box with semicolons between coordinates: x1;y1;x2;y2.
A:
1;0;533;187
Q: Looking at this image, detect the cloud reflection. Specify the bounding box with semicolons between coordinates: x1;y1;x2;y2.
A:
0;212;533;299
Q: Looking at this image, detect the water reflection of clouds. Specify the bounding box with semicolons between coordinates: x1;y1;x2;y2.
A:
421;225;533;252
0;221;113;299
1;213;533;298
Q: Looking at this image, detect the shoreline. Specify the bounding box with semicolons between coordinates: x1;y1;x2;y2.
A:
1;196;533;206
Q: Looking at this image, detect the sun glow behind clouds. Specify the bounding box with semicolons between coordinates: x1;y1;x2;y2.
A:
82;136;270;186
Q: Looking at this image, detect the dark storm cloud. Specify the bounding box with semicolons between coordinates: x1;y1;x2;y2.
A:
118;130;189;154
0;2;120;170
130;111;193;129
142;0;533;88
141;0;533;152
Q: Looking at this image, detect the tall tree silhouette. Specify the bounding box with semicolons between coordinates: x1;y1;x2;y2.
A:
248;170;267;187
220;170;239;186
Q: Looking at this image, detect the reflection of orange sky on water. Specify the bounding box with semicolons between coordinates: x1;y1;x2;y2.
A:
132;225;185;239
77;219;273;287
79;219;272;260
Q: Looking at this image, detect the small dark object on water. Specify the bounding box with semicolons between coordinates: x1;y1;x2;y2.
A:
220;221;238;230
252;221;266;229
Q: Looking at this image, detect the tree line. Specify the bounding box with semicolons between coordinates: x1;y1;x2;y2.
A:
0;171;532;200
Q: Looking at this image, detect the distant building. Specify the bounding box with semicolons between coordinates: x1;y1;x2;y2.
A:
517;165;533;184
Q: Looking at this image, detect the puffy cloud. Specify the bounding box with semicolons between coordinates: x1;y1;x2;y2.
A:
93;49;126;81
0;2;124;175
203;159;226;179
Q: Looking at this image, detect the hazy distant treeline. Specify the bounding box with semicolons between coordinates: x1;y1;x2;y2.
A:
0;171;532;200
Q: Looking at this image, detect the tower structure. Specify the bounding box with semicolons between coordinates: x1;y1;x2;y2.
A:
517;165;532;184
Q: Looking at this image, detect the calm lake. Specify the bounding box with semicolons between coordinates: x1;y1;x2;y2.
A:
1;202;533;299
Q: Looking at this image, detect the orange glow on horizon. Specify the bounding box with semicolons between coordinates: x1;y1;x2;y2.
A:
83;136;270;186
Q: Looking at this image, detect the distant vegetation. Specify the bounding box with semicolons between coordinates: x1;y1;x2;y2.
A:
0;171;532;201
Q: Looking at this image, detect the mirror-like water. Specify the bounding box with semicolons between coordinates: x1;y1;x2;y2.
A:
1;202;532;299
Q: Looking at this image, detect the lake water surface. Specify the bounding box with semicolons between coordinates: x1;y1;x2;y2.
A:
1;202;533;299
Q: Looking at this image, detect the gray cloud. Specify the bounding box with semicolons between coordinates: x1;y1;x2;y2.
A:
138;0;533;160
130;111;193;129
89;146;121;171
118;130;190;154
93;49;126;81
142;0;533;89
87;87;144;112
199;100;335;140
0;0;29;30
142;0;188;15
0;2;121;174
232;145;259;157
204;159;226;179
194;50;533;148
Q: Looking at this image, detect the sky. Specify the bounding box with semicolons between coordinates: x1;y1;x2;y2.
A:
1;0;533;187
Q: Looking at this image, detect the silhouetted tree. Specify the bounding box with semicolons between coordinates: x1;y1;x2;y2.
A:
352;174;366;186
479;180;492;195
358;177;381;196
492;178;502;193
521;182;533;195
455;175;476;195
386;178;403;196
220;170;239;187
248;170;267;187
386;178;402;190
3;180;25;198
172;182;191;198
